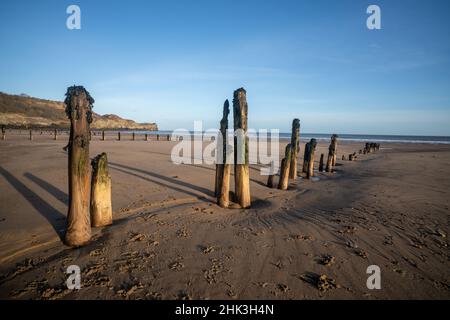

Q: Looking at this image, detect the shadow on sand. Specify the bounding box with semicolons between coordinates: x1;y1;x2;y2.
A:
0;166;65;239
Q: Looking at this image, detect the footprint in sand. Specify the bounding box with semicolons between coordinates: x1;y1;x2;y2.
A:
299;272;340;292
176;228;190;238
318;254;336;267
129;232;146;242
169;261;185;271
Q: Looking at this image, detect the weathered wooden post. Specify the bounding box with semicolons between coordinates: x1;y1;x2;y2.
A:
289;119;300;179
132;132;135;141
157;134;160;141
145;133;148;141
29;129;33;141
306;138;317;179
118;131;121;141
326;134;338;172
214;100;230;197
64;86;93;247
1;126;5;140
319;153;324;172
215;100;230;206
267;174;275;188
266;161;275;188
233;88;251;208
90;153;112;227
302;142;310;173
278;144;292;190
167;134;170;141
365;143;370;153
102;131;105;141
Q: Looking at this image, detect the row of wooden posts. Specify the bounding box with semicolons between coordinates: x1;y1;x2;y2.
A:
213;88;382;209
213;89;342;209
0;127;171;142
340;142;381;161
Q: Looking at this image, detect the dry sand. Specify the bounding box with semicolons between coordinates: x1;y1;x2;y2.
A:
0;131;449;299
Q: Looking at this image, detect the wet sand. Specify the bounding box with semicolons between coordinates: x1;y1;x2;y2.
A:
0;132;449;299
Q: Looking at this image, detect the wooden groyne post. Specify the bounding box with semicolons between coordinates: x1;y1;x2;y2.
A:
132;132;135;141
64;86;94;247
54;129;58;140
306;138;317;179
90;153;113;227
289;119;300;179
326;134;338;172
29;129;33;141
278;144;292;190
216;99;231;208
319;153;324;172
118;131;121;141
145;133;148;141
364;143;370;154
1;126;5;140
267;161;275;188
102;131;105;141
233;88;251;208
302;140;313;174
215;100;230;208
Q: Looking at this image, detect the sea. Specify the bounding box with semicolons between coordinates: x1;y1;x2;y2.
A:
133;130;450;145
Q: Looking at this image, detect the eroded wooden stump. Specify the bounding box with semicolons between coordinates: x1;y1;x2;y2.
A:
278;143;292;190
218;164;231;208
326;134;338;172
216;100;231;208
289;119;300;179
90;153;113;227
319;153;324;172
267;174;275;188
64;86;93;247
302;142;310;173
233;88;251;208
306;139;317;179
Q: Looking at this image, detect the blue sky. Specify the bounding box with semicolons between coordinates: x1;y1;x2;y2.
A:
0;0;449;135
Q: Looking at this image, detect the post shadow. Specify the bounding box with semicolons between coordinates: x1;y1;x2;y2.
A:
0;166;65;239
109;161;214;197
109;164;210;201
24;172;68;205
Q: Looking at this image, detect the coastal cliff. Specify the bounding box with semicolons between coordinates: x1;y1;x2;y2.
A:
0;92;158;130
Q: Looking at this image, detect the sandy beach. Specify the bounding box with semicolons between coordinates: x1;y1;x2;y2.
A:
0;132;449;300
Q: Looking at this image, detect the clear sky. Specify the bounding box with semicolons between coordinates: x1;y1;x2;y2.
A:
1;0;449;135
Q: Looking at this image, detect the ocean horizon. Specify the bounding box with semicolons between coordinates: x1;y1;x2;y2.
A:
126;130;450;145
